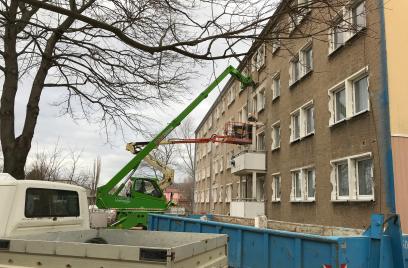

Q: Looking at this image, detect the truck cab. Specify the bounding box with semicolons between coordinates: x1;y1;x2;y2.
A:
0;173;90;238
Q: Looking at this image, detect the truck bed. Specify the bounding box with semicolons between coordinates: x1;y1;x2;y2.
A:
0;230;228;268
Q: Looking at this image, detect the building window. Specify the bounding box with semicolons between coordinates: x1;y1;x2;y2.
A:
301;44;313;74
357;158;373;196
328;2;366;55
213;187;219;203
240;105;248;122
351;1;366;32
290;100;314;142
290;166;316;202
304;105;315;135
336;161;349;197
329;18;345;53
251;95;258;115
290;42;313;86
257;131;266;151
329;67;369;126
271;174;281;202
289;56;300;85
334;87;347;123
272;73;280;100
256;43;266;71
251;43;266;72
226;151;233;169
271;121;281;150
291;111;300;141
289;0;311;31
228;86;235;106
205;189;209;203
306;169;316;200
272;32;281;54
353;75;369;114
292;170;303;201
226;184;232;203
330;152;374;201
257;89;266;112
219;156;224;173
219;186;223;203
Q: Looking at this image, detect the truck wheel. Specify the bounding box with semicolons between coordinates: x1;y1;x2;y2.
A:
84;237;108;244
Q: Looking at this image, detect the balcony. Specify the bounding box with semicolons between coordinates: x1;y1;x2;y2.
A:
230;199;265;218
231;151;266;175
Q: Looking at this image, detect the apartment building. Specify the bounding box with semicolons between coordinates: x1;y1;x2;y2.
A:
193;0;408;231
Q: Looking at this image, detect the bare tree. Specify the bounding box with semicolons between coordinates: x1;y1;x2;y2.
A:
175;117;195;181
25;141;66;181
0;0;378;179
25;141;96;190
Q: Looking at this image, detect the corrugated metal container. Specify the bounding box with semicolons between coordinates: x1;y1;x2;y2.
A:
149;213;408;268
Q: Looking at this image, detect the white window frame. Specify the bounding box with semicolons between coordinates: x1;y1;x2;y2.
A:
272;32;281;54
289;55;300;86
328;66;370;126
290;166;316;202
328;2;367;55
215;106;220;120
328;11;346;54
213;186;218;203
219;186;223;203
242;105;248;122
256;131;266;151
300;42;313;75
291;170;303;202
271;120;281;150
257;88;266;112
205;189;210;203
303;104;315;136
290;100;314;142
226;183;232;203
256;43;266;71
228;86;235;106
271;173;281;202
330;152;374;202
251;95;258;115
272;72;281;100
226;151;233;169
350;0;367;34
305;168;316;201
289;41;313;86
221;98;226;114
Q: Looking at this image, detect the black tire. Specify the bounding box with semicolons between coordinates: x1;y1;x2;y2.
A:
84;237;108;244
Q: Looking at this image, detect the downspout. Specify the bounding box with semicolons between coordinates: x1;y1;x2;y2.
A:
378;0;396;214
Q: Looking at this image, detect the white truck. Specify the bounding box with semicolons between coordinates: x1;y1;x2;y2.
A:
0;173;227;268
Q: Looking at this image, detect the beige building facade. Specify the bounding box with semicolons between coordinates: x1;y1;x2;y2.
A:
193;0;408;231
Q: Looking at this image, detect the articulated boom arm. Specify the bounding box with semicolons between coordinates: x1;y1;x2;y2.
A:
96;66;254;207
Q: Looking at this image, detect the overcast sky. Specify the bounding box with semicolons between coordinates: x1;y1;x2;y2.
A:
9;58;239;185
0;0;277;185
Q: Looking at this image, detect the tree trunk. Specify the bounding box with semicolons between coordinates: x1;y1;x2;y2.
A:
1;0;79;179
0;0;23;179
2;145;29;179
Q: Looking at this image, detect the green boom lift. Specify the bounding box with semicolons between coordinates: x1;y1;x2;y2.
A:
96;66;254;229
